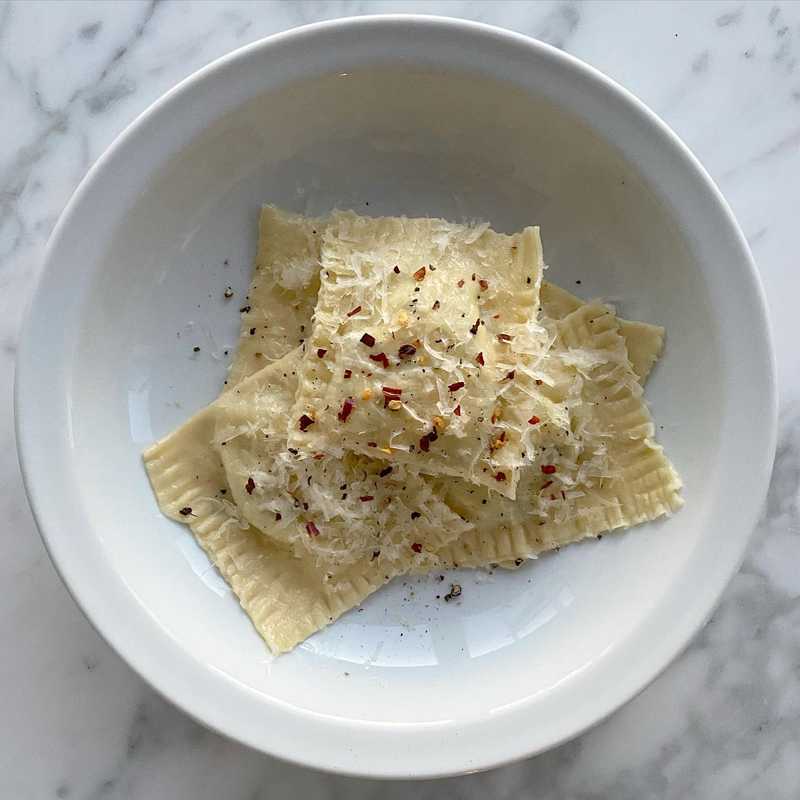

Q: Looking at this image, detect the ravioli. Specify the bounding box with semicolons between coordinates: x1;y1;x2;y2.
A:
428;302;682;569
144;351;471;651
216;349;471;578
227;206;323;387
288;211;548;499
144;205;682;655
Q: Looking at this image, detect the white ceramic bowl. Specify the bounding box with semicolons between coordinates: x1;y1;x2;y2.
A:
16;16;776;778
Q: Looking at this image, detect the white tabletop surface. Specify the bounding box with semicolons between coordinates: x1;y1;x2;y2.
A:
3;1;799;797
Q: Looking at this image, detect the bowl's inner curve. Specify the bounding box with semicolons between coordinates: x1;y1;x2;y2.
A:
69;69;718;724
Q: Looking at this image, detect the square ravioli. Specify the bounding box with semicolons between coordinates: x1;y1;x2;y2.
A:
288;211;547;499
426;302;682;568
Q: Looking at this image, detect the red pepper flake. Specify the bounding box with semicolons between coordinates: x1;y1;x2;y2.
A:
541;464;557;475
343;369;352;379
360;332;376;348
495;471;507;482
479;279;489;291
369;352;390;369
414;266;426;281
448;381;465;392
359;495;374;502
245;477;256;495
419;435;430;452
432;300;441;310
411;542;423;554
411;511;422;520
298;414;315;431
379;466;394;478
382;385;402;407
337;398;355;423
453;404;462;416
398;344;417;359
457;279;465;288
367;441;377;448
504;370;516;381
469;318;480;335
393;265;400;274
475;352;485;366
346;305;362;317
497;333;514;342
179;507;192;516
313;452;326;460
275;512;282;521
249;327;256;335
540;480;554;491
306;521;320;537
535;379;543;385
528;415;541;425
316;348;327;358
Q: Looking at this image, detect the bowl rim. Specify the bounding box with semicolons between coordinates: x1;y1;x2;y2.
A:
15;14;777;778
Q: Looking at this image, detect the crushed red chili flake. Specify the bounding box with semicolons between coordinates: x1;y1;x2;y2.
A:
414;266;426;281
528;415;541;425
540;480;553;490
343;369;352;379
275;512;282;521
541;464;557;475
448;381;465;392
249;327;256;335
316;348;327;358
495;471;507;482
359;495;374;502
245;477;256;495
367;441;377;447
432;300;441;310
457;279;465;288
453;404;462;416
469;318;480;335
369;352;390;369
535;379;543;385
382;386;402;395
298;414;315;431
411;511;422;520
475;352;485;366
360;332;376;347
479;278;489;291
346;305;361;317
411;542;423;553
497;333;514;342
337;397;355;423
313;452;326;460
419;435;430;452
306;521;320;537
379;466;393;478
179;507;192;516
398;343;417;359
504;370;516;381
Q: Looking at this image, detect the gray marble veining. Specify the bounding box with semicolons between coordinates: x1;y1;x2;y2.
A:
2;1;799;797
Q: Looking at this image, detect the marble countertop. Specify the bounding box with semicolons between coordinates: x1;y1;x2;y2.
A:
2;1;799;797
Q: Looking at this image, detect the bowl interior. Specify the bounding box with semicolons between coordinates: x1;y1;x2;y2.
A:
71;68;715;720
19;19;773;776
